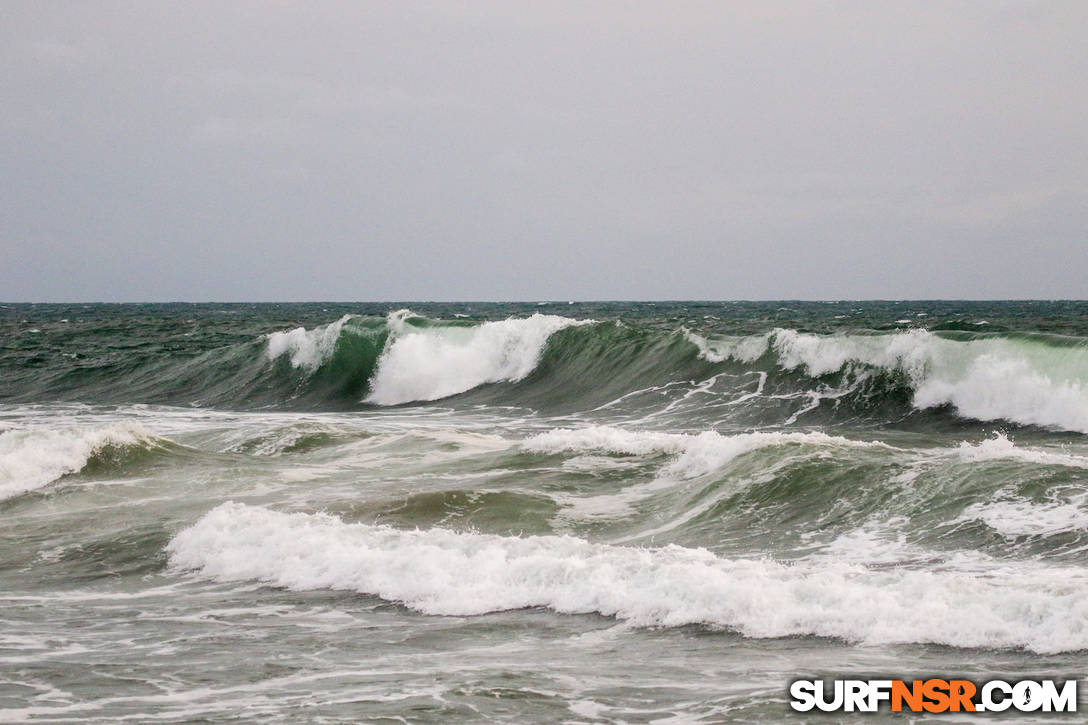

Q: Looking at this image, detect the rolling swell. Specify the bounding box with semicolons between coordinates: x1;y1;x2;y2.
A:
521;426;1088;559
3;310;1088;433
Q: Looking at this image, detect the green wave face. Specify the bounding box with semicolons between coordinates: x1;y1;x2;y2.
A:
5;303;1088;433
4;302;1088;721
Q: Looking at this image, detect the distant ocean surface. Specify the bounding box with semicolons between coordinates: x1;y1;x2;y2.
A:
2;301;1087;722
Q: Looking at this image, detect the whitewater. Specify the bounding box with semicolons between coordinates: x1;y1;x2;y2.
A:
2;300;1087;722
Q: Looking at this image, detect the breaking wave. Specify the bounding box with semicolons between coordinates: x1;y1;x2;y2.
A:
266;314;354;371
523;426;889;480
6;311;1088;433
363;311;588;405
689;328;1088;433
254;316;1088;432
0;423;160;501
168;502;1088;653
956;498;1088;539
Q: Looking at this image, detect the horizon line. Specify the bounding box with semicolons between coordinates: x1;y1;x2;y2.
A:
2;298;1087;305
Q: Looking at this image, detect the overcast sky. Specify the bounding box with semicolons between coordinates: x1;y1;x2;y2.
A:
2;1;1086;301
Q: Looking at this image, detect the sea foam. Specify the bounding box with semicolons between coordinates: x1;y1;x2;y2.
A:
523;426;888;479
690;328;1088;433
956;498;1088;538
168;503;1088;653
364;311;587;405
0;423;154;501
266;315;353;371
954;433;1088;469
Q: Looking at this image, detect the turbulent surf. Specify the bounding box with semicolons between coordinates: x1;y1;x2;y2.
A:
2;301;1087;721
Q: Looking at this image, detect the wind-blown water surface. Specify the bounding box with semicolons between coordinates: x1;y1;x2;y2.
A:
2;301;1086;721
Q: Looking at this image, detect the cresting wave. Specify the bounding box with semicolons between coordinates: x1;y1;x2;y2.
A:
688;327;1088;433
9;310;1086;432
265;313;1088;430
521;427;1088;537
527;426;1088;471
266;314;354;371
523;426;890;480
168;503;1088;653
363;310;588;405
0;423;157;501
266;310;589;406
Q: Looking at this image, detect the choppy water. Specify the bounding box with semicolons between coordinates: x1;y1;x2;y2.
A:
2;301;1087;722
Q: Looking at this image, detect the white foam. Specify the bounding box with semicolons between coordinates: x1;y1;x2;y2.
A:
265;315;352;371
687;328;1088;433
954;433;1088;469
770;327;935;378
364;311;588;405
0;424;154;501
524;426;886;479
525;426;688;457
913;353;1088;433
216;422;343;457
956;498;1088;538
682;330;769;364
169;503;1088;653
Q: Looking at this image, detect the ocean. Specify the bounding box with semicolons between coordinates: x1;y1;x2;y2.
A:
2;300;1086;722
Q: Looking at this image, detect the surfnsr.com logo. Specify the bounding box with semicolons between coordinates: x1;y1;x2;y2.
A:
789;679;1078;713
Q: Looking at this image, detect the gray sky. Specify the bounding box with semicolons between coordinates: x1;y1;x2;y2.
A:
2;1;1086;301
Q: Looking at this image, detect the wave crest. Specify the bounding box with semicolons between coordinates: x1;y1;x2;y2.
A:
690;328;1088;433
0;423;158;501
363;311;589;405
524;426;887;479
266;315;353;371
168;503;1088;653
